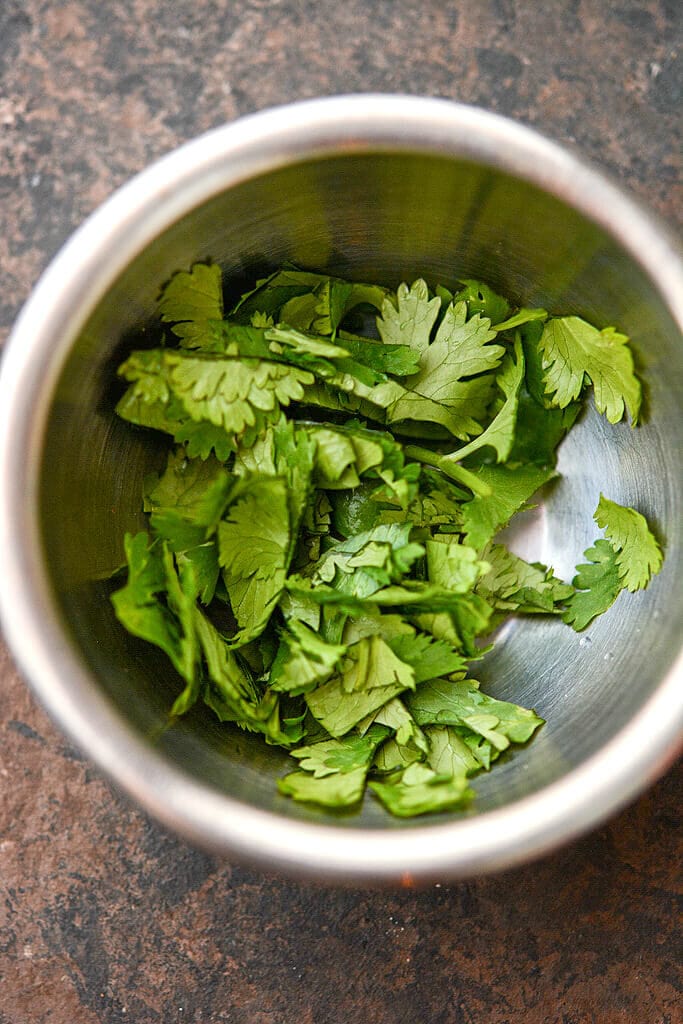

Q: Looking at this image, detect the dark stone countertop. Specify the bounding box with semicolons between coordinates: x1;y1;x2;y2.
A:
0;2;681;1022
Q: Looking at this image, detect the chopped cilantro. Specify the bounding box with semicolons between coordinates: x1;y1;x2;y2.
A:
109;264;663;817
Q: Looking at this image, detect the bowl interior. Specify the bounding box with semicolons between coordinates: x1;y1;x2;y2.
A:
39;150;682;828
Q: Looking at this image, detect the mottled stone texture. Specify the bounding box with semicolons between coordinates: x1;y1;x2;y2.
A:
0;1;681;1022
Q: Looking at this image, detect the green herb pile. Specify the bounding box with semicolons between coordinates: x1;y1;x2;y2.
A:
111;264;663;816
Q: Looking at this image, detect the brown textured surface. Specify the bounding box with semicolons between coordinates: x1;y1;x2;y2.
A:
0;2;681;1022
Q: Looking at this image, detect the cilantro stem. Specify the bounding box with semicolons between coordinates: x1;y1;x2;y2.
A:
404;445;492;497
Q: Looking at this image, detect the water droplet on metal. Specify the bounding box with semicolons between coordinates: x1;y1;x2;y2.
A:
579;636;592;648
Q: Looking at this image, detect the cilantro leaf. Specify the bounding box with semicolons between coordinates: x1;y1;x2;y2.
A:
562;539;622;631
387;366;495;440
196;612;305;747
194;610;258;704
172;419;236;461
381;467;467;530
167;352;313;434
112;535;204;715
369;762;472;817
309;523;425;599
425;725;483;776
387;631;468;683
311;421;419;509
425;538;490;594
158;263;224;325
506;386;580;467
562;493;665;630
454;279;510;324
144;449;234;569
442;336;525;464
386;300;502;439
304;636;415;735
372;698;429;752
460;464;555;551
594;494;663;592
493;307;548;333
305;678;412;738
266;324;351;360
277;766;369;808
277;588;321;633
285;575;493;624
520;318;554;409
372;737;424;773
279;291;320;332
413;590;494;656
337;635;416;694
278;278;380;339
209;322;336;369
406;679;544;748
111;533;188;677
338;332;421;376
117;347;314;457
432;300;504;376
341;611;414;648
144;448;230;517
269;620;347;695
537;316;641;424
230;268;329;323
161;546;201;708
271;418;317;557
289;724;390;778
311;426;383;490
377;279;441;353
218;476;291;639
478;543;573;614
232;267;388;330
343;282;390;315
176;543;221;606
279;723;390;808
371;696;429;773
116;349;181;433
197;611;302;747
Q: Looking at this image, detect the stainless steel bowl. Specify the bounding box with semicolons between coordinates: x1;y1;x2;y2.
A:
1;96;681;883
